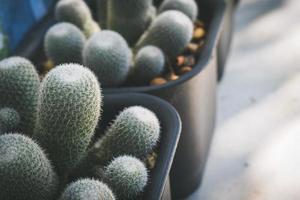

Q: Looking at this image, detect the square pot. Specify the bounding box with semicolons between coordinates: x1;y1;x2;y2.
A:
101;93;181;200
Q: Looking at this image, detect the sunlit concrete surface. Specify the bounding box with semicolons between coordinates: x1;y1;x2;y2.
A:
186;0;300;199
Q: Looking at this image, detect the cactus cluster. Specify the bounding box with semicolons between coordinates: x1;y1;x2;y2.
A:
0;134;58;200
44;0;197;87
0;108;20;134
0;57;40;135
0;56;161;199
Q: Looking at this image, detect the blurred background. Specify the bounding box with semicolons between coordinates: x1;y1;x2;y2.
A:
188;0;300;199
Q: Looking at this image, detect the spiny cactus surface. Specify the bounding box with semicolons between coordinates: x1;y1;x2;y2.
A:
0;57;40;135
83;30;132;87
103;156;148;200
0;108;20;134
44;22;86;65
34;63;102;175
158;0;198;21
136;10;193;60
60;179;115;200
0;134;58;200
131;45;165;85
91;106;160;165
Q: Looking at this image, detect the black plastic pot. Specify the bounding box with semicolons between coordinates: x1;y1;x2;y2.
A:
101;93;181;200
15;0;228;198
217;0;239;81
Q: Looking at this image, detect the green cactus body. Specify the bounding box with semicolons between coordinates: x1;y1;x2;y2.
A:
103;156;148;199
107;0;153;45
91;106;160;166
0;108;20;134
0;57;40;135
55;0;93;30
34;64;102;175
158;0;198;21
135;10;193;60
97;0;108;28
131;45;165;85
44;22;86;65
60;179;115;200
0;134;58;200
83;30;132;87
55;0;100;38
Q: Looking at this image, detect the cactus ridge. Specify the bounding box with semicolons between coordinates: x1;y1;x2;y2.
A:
0;57;40;135
0;133;58;200
34;63;102;175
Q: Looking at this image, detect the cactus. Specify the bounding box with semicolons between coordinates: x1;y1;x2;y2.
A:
60;179;115;200
131;45;165;85
103;156;148;199
107;0;153;45
158;0;198;21
135;10;193;60
0;108;20;134
34;63;102;175
44;22;86;65
83;30;132;87
0;134;58;200
0;57;40;135
55;0;100;38
89;106;160;166
97;0;108;28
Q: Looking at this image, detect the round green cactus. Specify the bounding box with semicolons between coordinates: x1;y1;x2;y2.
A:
158;0;198;21
34;63;102;175
44;22;86;65
60;179;115;200
0;57;40;135
83;30;132;87
107;0;153;45
91;106;160;165
0;108;20;134
103;156;148;199
0;134;58;200
131;45;165;85
135;10;193;60
55;0;100;38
